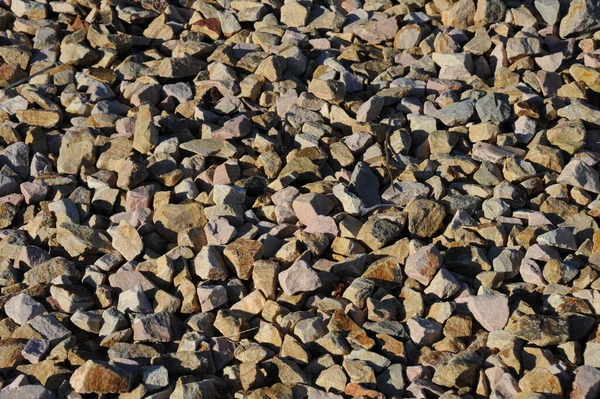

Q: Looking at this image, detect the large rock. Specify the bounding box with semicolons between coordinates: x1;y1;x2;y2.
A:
56;223;113;257
133;103;158;154
57;130;96;175
405;199;446;238
557;160;600;194
511;315;569;346
457;294;509;331
278;253;322;295
153;203;207;242
70;360;132;394
559;0;600;38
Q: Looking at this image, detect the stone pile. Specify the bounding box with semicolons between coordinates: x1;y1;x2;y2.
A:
0;0;599;397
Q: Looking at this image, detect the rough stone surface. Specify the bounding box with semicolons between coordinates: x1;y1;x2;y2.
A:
0;0;598;397
69;360;132;394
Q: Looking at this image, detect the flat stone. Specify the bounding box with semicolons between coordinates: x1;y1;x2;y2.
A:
180;138;237;158
212;115;252;140
356;96;384;123
537;228;578;251
557;160;600;194
546;120;586;154
357;217;403;251
433;100;475;127
57;129;95;175
142;365;169;392
355;17;398;45
519;367;563;397
21;338;50;364
377;363;406;397
28;315;71;343
56;222;113;257
457;294;509;331
342;277;374;308
5;294;46;326
361;256;403;288
0;385;56;399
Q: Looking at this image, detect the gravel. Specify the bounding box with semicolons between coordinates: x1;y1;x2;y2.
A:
0;0;599;397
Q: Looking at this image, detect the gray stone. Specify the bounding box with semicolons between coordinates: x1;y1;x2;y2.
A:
433;100;475;126
349;162;381;208
475;93;511;123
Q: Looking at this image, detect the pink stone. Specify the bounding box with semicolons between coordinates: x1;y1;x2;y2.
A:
195;165;216;193
108;268;157;294
341;0;360;12
117;284;152;314
0;193;23;206
395;53;417;68
304;215;339;236
355;18;398;45
269;223;300;239
489;42;508;73
456;293;509;331
292;193;335;227
197;285;228;312
406;379;446;399
276;93;299;117
271;186;299;207
21;338;50;364
20;180;48;204
278;252;322;296
132;312;173;342
17;245;50;268
519;258;547;286
406;366;431;382
404;244;442;286
571;365;600;399
524;244;560;261
407;317;443;346
536;70;562;96
129;208;152;229
535;52;563;72
115;117;136;137
205;217;236;245
275;205;298;224
126;184;159;211
490;372;520;397
213;160;241;185
310;39;331;50
335;169;352;183
342;132;373;153
131;84;161;107
212;115;251;139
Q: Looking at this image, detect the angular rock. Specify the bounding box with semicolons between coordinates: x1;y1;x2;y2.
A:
70;360;132;394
